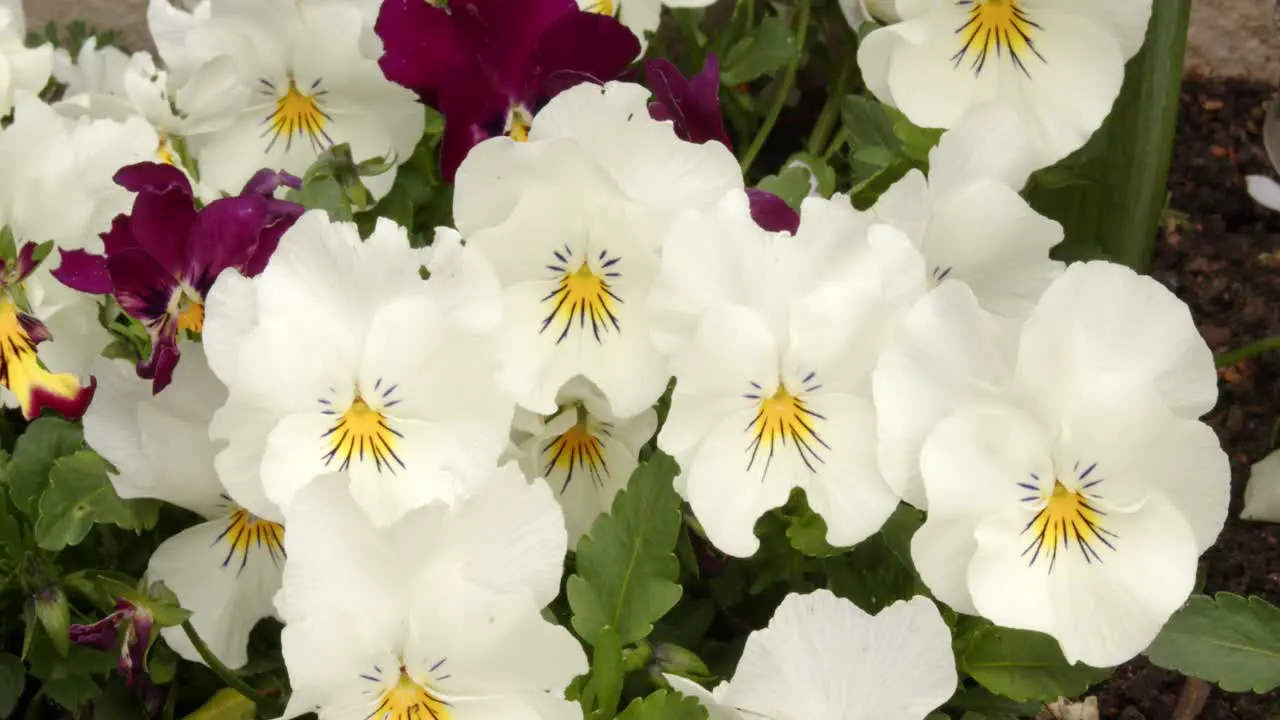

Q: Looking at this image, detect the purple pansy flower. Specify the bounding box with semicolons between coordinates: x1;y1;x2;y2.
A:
70;600;156;689
645;55;801;234
53;163;302;393
376;0;640;180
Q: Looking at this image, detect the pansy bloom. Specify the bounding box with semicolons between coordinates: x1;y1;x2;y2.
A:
53;162;302;393
376;0;640;180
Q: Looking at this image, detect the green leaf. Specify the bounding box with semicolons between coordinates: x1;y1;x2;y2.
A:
785;508;841;558
0;653;24;718
567;453;684;647
181;688;257;720
959;624;1110;703
888;107;944;165
1146;593;1280;693
720;15;797;86
33;451;141;551
43;675;101;712
616;690;709;720
585;626;623;719
840;94;903;156
7;416;84;516
755;166;811;210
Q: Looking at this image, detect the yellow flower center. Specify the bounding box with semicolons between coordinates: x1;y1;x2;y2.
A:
177;299;204;334
264;79;332;153
216;506;285;571
953;0;1044;76
582;0;616;15
1021;479;1116;570
0;300;88;419
323;396;405;474
157;134;177;166
747;383;828;475
374;669;451;720
505;105;533;142
541;252;622;344
543;418;609;492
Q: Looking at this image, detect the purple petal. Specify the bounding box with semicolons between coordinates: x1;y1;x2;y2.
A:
646;55;732;149
113;162;194;200
107;247;179;324
747;188;801;234
440;121;495;184
245;205;303;277
185;198;269;294
241;168;302;197
27;375;96;422
454;0;577;91
69;613;121;653
19;313;52;345
123;182;199;279
52;250;113;295
137;325;180;394
375;0;463;102
13;242;39;281
530;11;640;101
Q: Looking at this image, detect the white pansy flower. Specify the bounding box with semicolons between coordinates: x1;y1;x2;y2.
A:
667;591;956;720
204;211;514;526
654;193;925;557
1242;449;1280;523
578;0;717;49
454;80;742;418
52;37;131;98
277;466;586;720
84;347;282;670
0;0;51;117
514;378;658;546
147;0;212;77
858;0;1154;166
876;262;1228;666
180;0;423;197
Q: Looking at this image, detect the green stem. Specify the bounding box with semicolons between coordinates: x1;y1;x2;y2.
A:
23;688;44;720
739;0;812;177
805;50;856;157
821;128;848;162
1216;337;1280;368
180;621;280;713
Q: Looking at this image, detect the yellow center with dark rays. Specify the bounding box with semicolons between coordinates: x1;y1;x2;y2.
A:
323;396;405;473
1021;481;1114;570
265;80;332;153
0;300;85;418
541;262;621;344
953;0;1043;76
373;670;451;720
216;508;285;571
543;421;609;492
747;386;828;475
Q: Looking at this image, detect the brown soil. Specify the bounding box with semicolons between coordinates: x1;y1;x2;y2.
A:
1092;76;1280;720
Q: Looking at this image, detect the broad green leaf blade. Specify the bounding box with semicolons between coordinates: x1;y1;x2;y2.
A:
34;451;140;551
959;624;1110;703
34;587;70;658
43;675;101;712
1146;593;1280;693
1026;0;1191;271
616;690;709;720
7;417;84;517
181;688;257;720
0;653;24;718
567;453;684;647
720;16;797;86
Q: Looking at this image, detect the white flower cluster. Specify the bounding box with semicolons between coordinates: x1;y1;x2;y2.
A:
0;0;1225;717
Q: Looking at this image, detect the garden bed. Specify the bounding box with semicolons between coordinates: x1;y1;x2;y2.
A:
1093;75;1280;720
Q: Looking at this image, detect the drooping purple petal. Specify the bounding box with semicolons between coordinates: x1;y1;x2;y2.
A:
137;324;180;394
646;54;732;149
241;168;302;197
113;162;193;200
52;249;113;295
747;188;801;234
184;198;269;296
13;242;40;282
246;207;303;277
121;609;154;689
69;612;122;653
531;11;640;100
19;313;52;345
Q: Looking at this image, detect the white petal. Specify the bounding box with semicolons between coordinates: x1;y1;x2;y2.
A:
910;515;981;614
211;396;284;522
1244;449;1280;523
883;13;997;130
968;493;1198;667
1246;175;1280;214
151;515;283;669
1015;261;1217;421
927;102;1042;193
424;226;503;334
664;676;742;720
872;282;1017;506
202;269;259;386
1056;0;1153;59
724;590;956;720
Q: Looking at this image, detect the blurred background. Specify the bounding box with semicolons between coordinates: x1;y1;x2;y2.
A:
21;0;1280;81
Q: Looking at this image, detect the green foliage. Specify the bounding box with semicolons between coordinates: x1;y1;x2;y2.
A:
568;453;684;648
8;416;85;516
615;690;709;720
0;653;24;718
34;451;156;552
957;622;1110;703
1146;593;1280;693
720;15;797;86
181;689;257;720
